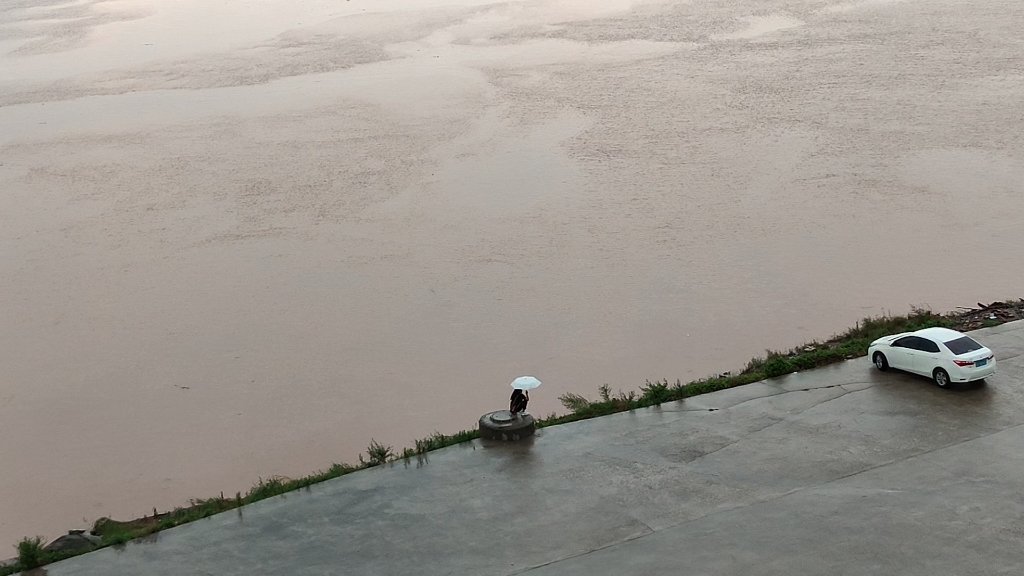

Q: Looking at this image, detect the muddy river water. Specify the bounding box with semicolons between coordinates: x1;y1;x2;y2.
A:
2;0;1023;548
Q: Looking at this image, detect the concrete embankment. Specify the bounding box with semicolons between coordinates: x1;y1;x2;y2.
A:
35;321;1024;575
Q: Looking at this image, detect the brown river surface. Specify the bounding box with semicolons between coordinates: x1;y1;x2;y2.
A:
2;0;1023;548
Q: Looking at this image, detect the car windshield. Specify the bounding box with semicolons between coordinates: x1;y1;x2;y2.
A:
944;336;984;355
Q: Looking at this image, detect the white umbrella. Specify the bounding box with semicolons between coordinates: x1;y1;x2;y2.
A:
510;376;541;390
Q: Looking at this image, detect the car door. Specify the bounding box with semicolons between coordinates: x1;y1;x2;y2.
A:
912;337;942;376
888;336;915;371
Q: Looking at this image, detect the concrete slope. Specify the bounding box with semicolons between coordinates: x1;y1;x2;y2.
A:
39;322;1024;575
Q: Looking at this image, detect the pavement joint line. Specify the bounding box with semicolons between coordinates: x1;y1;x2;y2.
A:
914;452;974;481
686;384;875;464
598;382;864;433
514;528;654;575
686;379;875;412
837;381;876;388
518;419;1024;575
661;378;878;414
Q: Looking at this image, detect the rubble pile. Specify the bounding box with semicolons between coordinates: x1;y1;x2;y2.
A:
950;299;1024;331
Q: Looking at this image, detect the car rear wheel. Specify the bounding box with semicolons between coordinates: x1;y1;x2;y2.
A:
933;368;950;388
873;352;889;371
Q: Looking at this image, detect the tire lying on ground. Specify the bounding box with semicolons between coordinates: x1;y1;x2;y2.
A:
479;410;535;441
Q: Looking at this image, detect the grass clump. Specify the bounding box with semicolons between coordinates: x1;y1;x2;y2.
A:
16;536;44;570
1;536;85;576
363;439;394;466
413;429;479;455
762;353;793;378
558;392;591;412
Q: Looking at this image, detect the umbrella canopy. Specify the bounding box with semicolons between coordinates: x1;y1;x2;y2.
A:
510;376;541;390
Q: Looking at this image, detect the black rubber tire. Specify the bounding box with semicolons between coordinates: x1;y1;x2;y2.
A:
934;368;950;388
873;352;889;371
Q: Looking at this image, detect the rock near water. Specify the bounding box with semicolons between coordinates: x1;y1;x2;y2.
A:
44;530;101;552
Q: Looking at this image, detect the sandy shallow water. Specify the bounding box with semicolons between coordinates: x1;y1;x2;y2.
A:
2;0;1023;548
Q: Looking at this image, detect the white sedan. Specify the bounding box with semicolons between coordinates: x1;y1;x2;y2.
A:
868;327;996;387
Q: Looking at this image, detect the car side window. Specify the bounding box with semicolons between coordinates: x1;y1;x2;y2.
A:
905;337;926;351
894;336;939;352
892;337;914;348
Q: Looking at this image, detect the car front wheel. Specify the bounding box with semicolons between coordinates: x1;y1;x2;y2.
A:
934;368;950;388
873;352;889;371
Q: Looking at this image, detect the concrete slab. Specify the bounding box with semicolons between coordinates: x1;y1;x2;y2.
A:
35;321;1024;575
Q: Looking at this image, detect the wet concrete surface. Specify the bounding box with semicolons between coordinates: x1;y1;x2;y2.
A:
34;321;1024;575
